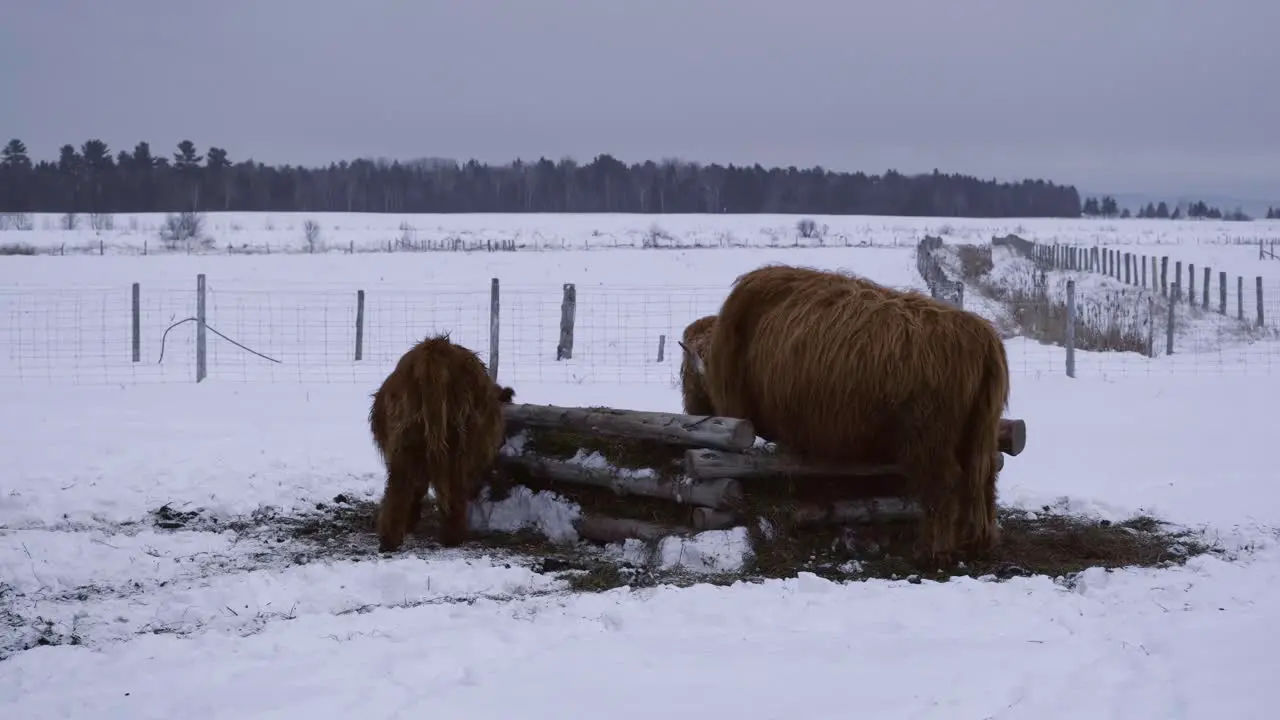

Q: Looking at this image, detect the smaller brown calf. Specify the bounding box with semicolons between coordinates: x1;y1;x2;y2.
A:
368;334;510;552
677;315;717;416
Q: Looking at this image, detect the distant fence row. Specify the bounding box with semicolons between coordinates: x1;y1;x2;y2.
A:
1032;241;1268;326
916;235;1280;378
5;270;1280;386
0;214;910;256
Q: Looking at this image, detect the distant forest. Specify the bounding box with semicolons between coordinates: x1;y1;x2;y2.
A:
0;137;1082;218
0;137;1267;220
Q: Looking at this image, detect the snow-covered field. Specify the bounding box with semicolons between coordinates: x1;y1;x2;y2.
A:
2;211;1279;255
3;213;1280;719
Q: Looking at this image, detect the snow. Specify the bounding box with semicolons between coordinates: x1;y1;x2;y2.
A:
4;210;1280;255
469;485;582;544
3;212;1280;718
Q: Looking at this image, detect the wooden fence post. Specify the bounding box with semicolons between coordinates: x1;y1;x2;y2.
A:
1161;256;1169;297
1202;266;1210;308
1188;264;1195;306
354;289;365;361
1146;296;1155;358
1237;276;1244;320
1065;279;1076;378
1257;277;1265;328
1219;271;1226;315
557;283;576;360
489;278;500;381
131;282;141;362
1166;283;1177;355
657;334;666;362
196;273;207;383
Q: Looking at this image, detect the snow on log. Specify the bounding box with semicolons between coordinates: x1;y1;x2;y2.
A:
575;514;689;543
691;497;921;531
498;453;743;509
503;403;756;452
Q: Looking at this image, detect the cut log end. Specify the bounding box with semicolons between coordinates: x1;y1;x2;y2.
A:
1000;419;1026;456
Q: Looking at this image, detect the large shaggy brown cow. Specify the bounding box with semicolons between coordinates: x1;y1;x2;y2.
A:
677;314;718;416
691;264;1010;566
368;333;514;552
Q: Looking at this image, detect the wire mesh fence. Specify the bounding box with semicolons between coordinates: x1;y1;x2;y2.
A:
3;272;1280;387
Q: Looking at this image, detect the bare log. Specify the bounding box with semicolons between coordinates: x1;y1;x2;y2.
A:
499;453;743;509
685;449;897;481
690;508;741;531
575;514;689;543
1000;419;1026;456
687;449;1004;482
503;403;755;452
691;497;921;531
792;497;921;525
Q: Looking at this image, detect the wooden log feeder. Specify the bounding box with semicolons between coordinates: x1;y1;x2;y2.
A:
495;403;1027;546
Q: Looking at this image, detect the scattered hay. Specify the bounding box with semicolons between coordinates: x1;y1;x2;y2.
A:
747;506;1214;584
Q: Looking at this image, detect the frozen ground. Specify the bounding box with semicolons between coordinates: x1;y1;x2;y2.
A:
3;216;1280;718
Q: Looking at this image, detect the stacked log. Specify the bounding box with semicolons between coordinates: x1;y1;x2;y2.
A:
496;403;1027;545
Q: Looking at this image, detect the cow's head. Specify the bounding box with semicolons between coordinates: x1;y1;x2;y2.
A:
677;340;706;377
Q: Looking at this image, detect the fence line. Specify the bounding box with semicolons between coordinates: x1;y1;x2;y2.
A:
1023;240;1273;342
1262;238;1279;261
4;269;1280;387
918;234;1280;378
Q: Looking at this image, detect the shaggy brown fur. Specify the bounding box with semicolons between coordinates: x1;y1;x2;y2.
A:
678;315;718;416
695;264;1010;567
368;334;512;552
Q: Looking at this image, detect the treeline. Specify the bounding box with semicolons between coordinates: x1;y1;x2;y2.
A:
0;137;1084;218
1082;195;1256;221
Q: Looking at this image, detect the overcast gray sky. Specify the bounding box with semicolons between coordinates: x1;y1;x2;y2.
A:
3;0;1277;200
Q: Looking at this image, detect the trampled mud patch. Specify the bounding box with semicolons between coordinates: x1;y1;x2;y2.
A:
0;491;1227;660
147;491;1222;589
